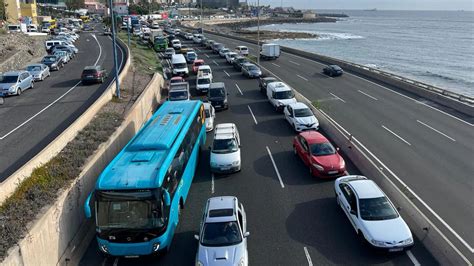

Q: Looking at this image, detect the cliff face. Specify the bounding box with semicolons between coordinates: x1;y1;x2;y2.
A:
0;33;47;73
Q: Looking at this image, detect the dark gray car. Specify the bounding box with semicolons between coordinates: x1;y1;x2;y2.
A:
241;63;262;78
207;82;229;110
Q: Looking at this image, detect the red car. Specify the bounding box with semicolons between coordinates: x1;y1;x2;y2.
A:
192;59;205;73
293;131;347;178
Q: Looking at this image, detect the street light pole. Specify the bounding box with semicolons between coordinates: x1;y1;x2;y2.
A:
200;0;203;35
108;0;121;98
257;0;260;65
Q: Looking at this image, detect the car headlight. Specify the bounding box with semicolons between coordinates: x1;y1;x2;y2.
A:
99;244;109;253
232;160;240;166
52;63;57;67
371;239;386;247
402;237;413;245
9;86;16;92
312;163;324;171
224;99;228;104
238;257;246;266
196;261;204;266
152;243;160;252
277;102;285;106
339;160;345;169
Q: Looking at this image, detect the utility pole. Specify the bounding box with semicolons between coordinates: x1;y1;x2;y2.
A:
200;0;203;35
257;0;260;65
108;0;121;98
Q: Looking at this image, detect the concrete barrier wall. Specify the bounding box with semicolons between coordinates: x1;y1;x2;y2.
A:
1;73;164;266
0;39;131;204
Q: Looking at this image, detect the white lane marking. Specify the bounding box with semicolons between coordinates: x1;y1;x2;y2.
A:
101;258;107;266
113;257;119;266
382;125;412;146
91;34;102;66
223;70;230;77
329;92;346;103
406;250;421;266
204;54;209;58
271;63;281;67
211;173;215;194
247;105;258;125
303;247;313;266
297;75;308;81
417;120;456;142
358;90;378;101
266;146;285;188
235;84;243;95
289;60;300;66
212;60;219;66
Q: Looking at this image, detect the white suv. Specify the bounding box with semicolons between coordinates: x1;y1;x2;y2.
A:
196;72;212;94
210;123;241;174
266;82;297;112
195;196;249;266
284;102;319;131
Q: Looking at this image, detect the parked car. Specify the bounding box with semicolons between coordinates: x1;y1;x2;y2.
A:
53;50;71;64
335;176;414;251
185;51;198;63
192;59;205;74
164;48;176;59
210;124;241;174
284;102;319;132
266;81;296;112
259;76;278;94
168;82;190;101
0;71;34;96
81;65;107;84
219;47;230;58
294;131;347;178
41;55;64;71
26;64;50;81
241;63;262;78
195;196;249;266
225;52;238;64
207;82;228;110
204;102;216;132
323;65;344;77
233;56;249;71
235;45;249;56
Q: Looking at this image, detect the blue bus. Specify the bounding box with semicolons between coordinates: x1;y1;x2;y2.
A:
84;100;206;257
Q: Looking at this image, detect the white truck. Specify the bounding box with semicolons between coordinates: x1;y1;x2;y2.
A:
260;43;280;60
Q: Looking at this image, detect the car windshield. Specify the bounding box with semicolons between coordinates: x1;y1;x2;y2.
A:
194;62;203;67
359;197;399;221
273;90;294;99
310;142;336;156
198;78;210;85
294;108;313;117
43;57;56;62
248;66;259;71
0;75;18;83
170;79;182;84
199;69;211;74
209;88;225;98
173;63;187;69
187;53;196;59
201;221;242;247
27;66;42;71
221;49;229;53
169;90;188;101
212;138;238;153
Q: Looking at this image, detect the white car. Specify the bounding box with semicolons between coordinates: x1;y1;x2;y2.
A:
266;82;297;112
235;46;249;56
193;34;203;43
197;65;213;80
204;103;215;132
171;39;182;50
335;176;414;252
210;123;241;174
195;196;249;266
196;73;212;94
284;102;319;131
185;33;194;40
219;48;230;58
225;52;238;64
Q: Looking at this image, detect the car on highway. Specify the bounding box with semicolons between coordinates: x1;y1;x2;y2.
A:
171;39;182;50
197;65;213;80
185;51;198;63
266;81;297;112
293;131;347;178
235;46;249;56
53;50;71;64
210;123;241;174
192;59;205;74
323;65;344;77
171;54;189;77
204;102;216;132
334;175;414;252
81;65;108;84
284;102;319;132
168;82;190;101
185;32;193;40
233;56;249;71
0;71;34;96
26;64;50;81
259;76;278;94
212;43;224;54
193;34;203;43
195;196;249;266
208;82;228;110
225;52;238;64
164;48;176;59
196;73;212;94
41;55;64;71
241;63;262;78
219;48;230;58
205;40;215;49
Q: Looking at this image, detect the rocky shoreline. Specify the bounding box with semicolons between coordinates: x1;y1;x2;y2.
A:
216;17;337;30
233;29;318;41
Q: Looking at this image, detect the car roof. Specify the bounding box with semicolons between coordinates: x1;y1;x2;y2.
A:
193;59;204;63
206;196;238;223
198;65;211;70
236;45;247;48
349;179;385;199
288;102;309;109
214;123;237;139
210;82;225;89
2;71;24;76
170;76;184;80
83;66;100;70
242;62;254;67
263;76;277;80
204;102;212;109
300;131;327;144
268;82;291;91
27;64;44;67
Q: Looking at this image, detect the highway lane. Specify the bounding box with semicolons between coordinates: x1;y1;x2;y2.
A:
0;24;124;182
80;38;438;265
201;32;474;257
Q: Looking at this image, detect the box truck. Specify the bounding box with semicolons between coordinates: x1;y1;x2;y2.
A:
260;43;280;60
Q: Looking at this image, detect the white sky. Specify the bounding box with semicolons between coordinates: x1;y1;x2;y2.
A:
245;0;474;11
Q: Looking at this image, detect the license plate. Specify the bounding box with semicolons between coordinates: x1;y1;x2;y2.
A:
221;167;230;171
87;75;93;78
389;248;403;252
215;105;221;108
328;171;338;174
125;255;139;258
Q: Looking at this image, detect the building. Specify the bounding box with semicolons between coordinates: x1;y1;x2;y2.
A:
84;0;108;15
20;0;38;24
5;0;38;24
5;0;22;24
201;0;238;8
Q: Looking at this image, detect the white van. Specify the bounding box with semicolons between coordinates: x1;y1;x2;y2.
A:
45;40;66;51
171;54;189;76
168;82;190;101
7;25;21;33
210;123;241;174
266;82;297;112
196;72;212;94
197;65;213;80
235;45;249;56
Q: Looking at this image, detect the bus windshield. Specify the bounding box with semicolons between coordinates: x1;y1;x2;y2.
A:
96;190;166;230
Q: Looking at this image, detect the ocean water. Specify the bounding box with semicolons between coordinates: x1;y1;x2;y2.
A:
249;10;474;97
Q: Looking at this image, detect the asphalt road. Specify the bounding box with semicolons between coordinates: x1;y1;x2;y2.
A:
0;23;125;182
80;37;439;265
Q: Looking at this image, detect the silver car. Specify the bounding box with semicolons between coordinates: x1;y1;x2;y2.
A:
241;63;262;78
0;71;34;96
195;196;249;266
26;64;50;81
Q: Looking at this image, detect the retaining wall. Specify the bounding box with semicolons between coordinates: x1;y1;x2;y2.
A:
1;73;164;266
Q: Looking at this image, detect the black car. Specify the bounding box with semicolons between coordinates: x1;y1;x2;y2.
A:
259;76;278;93
41;55;64;71
323;65;344;77
207;82;229;110
167;34;175;43
81;65;108;84
233;56;249;71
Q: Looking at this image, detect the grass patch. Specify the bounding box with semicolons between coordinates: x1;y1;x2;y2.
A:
118;32;162;75
0;112;123;259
